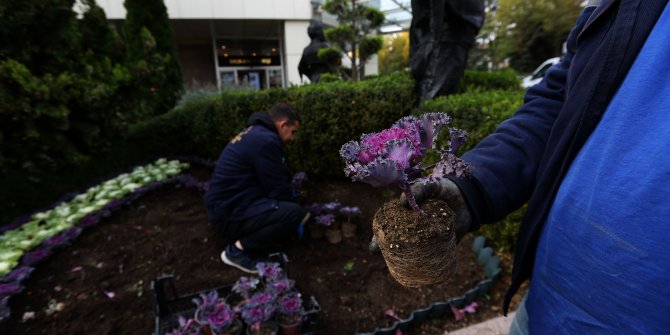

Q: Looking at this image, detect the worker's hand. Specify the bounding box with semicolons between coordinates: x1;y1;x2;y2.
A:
401;178;472;242
296;213;311;240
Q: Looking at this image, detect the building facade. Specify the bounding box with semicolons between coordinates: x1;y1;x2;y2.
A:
98;0;378;90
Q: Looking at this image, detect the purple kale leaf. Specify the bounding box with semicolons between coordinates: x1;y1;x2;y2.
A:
340;112;469;214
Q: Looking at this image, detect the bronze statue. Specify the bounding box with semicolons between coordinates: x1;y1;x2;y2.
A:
298;22;333;83
410;0;485;105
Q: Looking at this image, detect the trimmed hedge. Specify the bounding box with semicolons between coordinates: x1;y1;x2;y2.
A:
419;89;525;153
128;71;416;178
459;68;520;92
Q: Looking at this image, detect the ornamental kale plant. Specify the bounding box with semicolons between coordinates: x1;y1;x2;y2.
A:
277;291;304;325
166;316;201;335
321;201;341;213
291;171;307;190
168;262;306;335
291;171;307;195
339;206;361;224
240;291;276;328
193;290;236;333
313;213;335;227
340;113;468;215
307;203;323;216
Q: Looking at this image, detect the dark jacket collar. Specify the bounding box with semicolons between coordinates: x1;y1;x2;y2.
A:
246;112;278;133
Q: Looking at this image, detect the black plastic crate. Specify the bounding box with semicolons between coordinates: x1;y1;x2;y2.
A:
151;253;320;335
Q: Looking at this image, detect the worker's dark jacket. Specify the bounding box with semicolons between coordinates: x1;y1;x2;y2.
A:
450;0;668;314
204;112;294;232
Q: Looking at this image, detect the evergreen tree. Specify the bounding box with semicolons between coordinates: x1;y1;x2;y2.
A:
123;0;182;114
0;0;80;75
0;0;140;173
321;0;385;81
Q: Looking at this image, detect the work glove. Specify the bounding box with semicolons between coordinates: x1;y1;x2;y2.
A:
295;212;311;240
369;178;473;254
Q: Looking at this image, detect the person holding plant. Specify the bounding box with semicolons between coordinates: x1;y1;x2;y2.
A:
375;1;670;333
205;103;303;274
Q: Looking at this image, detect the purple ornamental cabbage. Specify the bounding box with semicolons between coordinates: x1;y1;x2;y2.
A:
339;206;361;224
232;276;259;298
21;248;52;266
267;278;295;296
166;316;201;335
340;113;469;215
241;291;276;326
256;262;285;281
0;283;22;296
291;172;307;191
1;266;34;283
277;292;303;324
322;202;341;213
313;213;335;227
307;203;322;215
193;291;236;332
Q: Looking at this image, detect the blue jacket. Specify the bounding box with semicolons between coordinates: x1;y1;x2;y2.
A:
451;0;668;313
204;112;294;229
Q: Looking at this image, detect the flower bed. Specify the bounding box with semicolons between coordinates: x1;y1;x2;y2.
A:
0;158;516;334
0;158;193;321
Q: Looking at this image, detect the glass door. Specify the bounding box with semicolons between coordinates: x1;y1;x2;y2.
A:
237;70;266;90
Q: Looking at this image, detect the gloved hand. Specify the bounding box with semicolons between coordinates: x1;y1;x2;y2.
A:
369;178;473;254
296;224;305;239
296;212;311;240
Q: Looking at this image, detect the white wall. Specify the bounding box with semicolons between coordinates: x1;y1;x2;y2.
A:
283;21;311;86
98;0;312;20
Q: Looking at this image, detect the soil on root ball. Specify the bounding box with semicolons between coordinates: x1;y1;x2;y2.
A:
373;199;458;287
0;166;525;335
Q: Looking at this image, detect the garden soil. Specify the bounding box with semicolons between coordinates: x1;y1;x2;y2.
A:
0;165;526;335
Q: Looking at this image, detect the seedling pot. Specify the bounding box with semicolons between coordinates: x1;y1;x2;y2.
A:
278;319;302;335
324;228;343;244
341;222;357;238
372;199;457;287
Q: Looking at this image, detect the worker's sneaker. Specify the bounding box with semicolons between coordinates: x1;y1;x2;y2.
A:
221;244;259;274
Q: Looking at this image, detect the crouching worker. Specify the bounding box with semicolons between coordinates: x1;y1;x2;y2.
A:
205;102;303;274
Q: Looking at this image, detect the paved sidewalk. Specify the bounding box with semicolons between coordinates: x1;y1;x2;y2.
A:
444;312;516;335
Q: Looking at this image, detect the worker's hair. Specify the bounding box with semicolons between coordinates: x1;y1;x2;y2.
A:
268;103;301;125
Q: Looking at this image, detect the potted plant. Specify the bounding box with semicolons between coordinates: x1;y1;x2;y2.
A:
193;290;243;335
340;112;469;287
314;213;341;244
306;203;325;239
276;292;304;335
237;263;301;335
240;291;278;335
320;202;342;244
338;206;361;238
166;316;203;335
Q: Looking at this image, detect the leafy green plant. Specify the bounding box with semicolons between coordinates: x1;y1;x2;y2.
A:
0;159;189;276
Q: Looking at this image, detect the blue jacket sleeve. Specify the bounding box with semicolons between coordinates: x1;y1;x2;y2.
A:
254;140;295;202
453;47;576;227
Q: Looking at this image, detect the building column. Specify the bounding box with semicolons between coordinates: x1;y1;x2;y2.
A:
283;20;311;86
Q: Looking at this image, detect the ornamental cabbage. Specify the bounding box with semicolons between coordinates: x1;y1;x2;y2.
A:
340;113;468;214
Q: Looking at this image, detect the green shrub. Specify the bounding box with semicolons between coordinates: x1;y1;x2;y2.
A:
459;69;520;92
129;71;416;178
319;73;342;83
419;89;524;152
